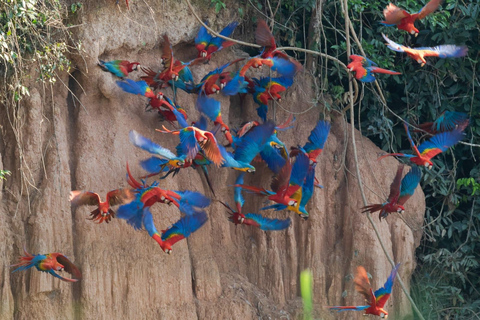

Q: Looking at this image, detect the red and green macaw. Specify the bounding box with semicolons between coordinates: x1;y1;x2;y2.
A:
347;55;401;83
70;189;135;223
156;125;224;166
195;21;239;60
378;121;465;169
330;264;400;318
381;0;443;36
362;165;421;220
116;79;156;98
98;59;140;78
11;247;82;282
383;34;468;67
414;111;469;134
147;94;188;125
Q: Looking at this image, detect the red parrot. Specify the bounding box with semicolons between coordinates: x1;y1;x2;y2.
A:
383;33;468;67
362;165;421;220
382;0;443;36
70;189;135;223
378;121;465;169
11;247;82;282
347;55;401;82
195;22;239;60
98;59;140;78
239;57;274;77
330;264;400;318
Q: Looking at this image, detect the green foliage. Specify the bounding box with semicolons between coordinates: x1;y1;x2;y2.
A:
211;0;226;13
0;169;11;180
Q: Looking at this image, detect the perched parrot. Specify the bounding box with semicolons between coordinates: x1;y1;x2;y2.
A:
378;121;465;169
414;111;469;134
98;59;140;78
70;189;135;223
156;125;224;166
255;19;303;73
347;55;401;82
11;247;82;282
116;79;156;98
329;264;400;318
382;0;443;36
195;21;239;60
382;33;468;67
362;165;421;220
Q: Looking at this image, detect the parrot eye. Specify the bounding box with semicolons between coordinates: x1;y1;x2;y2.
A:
309;159;314;165
165;199;171;204
220;83;225;89
380;313;385;318
240;217;245;223
424;162;430;168
160;196;165;201
401;210;405;214
277;98;282;102
221;126;227;132
247;169;253;173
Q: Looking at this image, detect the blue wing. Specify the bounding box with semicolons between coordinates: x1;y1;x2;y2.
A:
116;79;150;96
417;128;464;154
329;305;370;312
245;213;291;231
176;190;211;208
161;211;208;240
303;120;331;154
397;167;421;205
261;203;287;211
298;163;316;211
260;141;288;174
234;172;246;209
142;207;160;237
222;73;248;96
129;130;177;159
234;121;276;164
433;111;469;132
289;151;310;186
116;200;145;230
178;129;200;160
256;104;268;122
194;116;209;131
196;95;221;122
195;23;212;46
270;57;296;78
374;263;400;307
210;22;239;49
139;157;171;174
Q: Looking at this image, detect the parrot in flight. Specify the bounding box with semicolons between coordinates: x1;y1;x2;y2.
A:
382;34;468;67
70;189;135;223
382;0;443;36
329;264;400;318
414;111;469;134
196;95;232;143
250;76;293;121
11;247;82;282
195;21;239;60
98;59;140;78
347;55;401;82
362;165;421;220
378;121;465;169
116;79;156;98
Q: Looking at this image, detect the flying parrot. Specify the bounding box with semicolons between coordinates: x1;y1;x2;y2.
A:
382;33;468;67
414;111;469;134
160;211;208;254
378;121;465;169
70;189;135;223
195;21;239;60
382;0;443;36
329;264;400;318
98;59;140;78
347;55;401;82
11;247;82;282
221;201;291;231
362;165;421;220
196;95;232;143
116;79;156;98
250;76;294;121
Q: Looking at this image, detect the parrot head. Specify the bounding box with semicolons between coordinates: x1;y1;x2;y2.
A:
228;211;245;225
167;159;185;168
129;62;141;72
378;308;388;318
410;26;419;37
98;202;110;216
423;160;433;170
236;164;256;173
161;243;173;254
199;50;208;58
396;205;405;215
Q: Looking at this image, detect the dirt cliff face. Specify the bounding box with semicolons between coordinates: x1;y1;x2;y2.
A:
0;1;425;319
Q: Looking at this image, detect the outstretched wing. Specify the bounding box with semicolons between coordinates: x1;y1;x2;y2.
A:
397;166;422;206
161;211;208;246
116;79;154;98
303;120;331;161
374;263;400;308
70;191;101;207
417;0;443;20
387;164;404;204
244;213;291;231
106;188;135;206
234;121;276;164
382;3;409;25
129;130;177;159
349;54;377;67
417;128;464;160
195;22;212;53
329;305;370;312
56;254;82;281
433;111;469;133
418;45;468;58
354;266;375;305
255;19;276;49
382;33;406;53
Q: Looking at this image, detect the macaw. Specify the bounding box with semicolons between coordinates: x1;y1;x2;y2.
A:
195;21;239;60
294;161;317;217
156;126;224;166
292;119;331;165
414;111;469;134
235;159;301;208
98;59;140;78
196;94;232;143
147;94;188;124
160;211;208;254
382;0;443;36
378;121;465;169
70;189;135;223
11;247;82;282
116;79;156;98
250;76;293;121
196;58;245;95
362;165;421;220
382;34;468;67
330;264;400;318
255;19;303;73
347;55;401;83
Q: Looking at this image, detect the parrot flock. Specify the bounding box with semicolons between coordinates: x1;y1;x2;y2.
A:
11;0;472;318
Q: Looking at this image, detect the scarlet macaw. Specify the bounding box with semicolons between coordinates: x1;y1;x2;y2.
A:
414;111;469;134
196;95;232;143
116;79;156;98
347;55;401;83
221;201;291;231
70;189;135;223
378;121;464;169
362;165;421;220
293;119;331;165
195;21;239;60
382;33;468;67
147;94;188;125
98;59;140;78
330;264;400;318
11;247;82;282
251;76;294;121
382;0;443;36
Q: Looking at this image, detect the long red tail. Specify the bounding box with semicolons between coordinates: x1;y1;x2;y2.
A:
370;66;401;75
